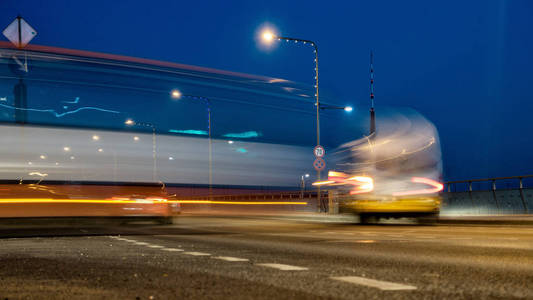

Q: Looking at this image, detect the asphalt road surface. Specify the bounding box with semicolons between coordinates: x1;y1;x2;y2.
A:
0;215;532;299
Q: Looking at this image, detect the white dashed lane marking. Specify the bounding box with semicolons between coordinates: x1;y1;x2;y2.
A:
331;276;417;291
133;242;149;245
184;251;211;256
257;263;308;271
147;245;164;248
213;256;249;262
161;248;184;252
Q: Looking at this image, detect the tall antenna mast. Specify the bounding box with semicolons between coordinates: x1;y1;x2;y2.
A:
369;51;376;134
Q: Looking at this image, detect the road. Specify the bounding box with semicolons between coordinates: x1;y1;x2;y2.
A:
0;215;532;299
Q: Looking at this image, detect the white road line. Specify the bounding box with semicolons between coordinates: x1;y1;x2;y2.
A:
184;251;211;256
133;242;149;245
256;263;308;271
161;248;184;252
147;245;164;248
331;276;417;291
213;256;249;262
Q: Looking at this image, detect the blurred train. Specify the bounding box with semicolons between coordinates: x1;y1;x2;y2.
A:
0;42;319;222
322;110;444;223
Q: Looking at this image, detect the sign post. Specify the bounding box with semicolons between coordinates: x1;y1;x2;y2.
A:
3;16;36;124
313;145;326;212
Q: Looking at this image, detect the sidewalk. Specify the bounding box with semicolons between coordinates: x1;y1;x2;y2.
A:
181;211;533;225
437;215;533;225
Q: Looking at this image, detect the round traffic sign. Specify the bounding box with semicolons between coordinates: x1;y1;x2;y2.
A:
313;158;326;171
314;145;325;158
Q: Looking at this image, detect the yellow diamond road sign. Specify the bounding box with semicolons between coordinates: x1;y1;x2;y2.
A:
2;16;37;48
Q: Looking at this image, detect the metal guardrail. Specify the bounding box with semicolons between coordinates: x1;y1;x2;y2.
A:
444;175;533;214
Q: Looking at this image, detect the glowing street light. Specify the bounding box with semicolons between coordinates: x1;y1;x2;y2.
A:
124;119;135;125
259;27;324;211
262;31;275;42
300;173;311;199
171;89;182;99
170;90;213;198
344;106;353;112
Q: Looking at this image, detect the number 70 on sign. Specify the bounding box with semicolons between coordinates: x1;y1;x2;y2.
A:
314;145;325;158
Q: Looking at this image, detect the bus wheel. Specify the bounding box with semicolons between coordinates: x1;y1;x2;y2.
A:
157;217;174;225
417;213;439;225
359;214;374;225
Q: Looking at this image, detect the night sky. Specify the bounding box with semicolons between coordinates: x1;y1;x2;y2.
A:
1;0;532;181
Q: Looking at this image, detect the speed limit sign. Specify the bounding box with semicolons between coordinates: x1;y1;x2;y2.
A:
314;145;325;158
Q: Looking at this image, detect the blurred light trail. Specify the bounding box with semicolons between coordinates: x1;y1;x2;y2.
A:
312;180;335;186
347;176;374;195
28;172;48;177
392;177;443;196
168;129;207;135
325;171;374;194
223;131;261;138
0;198;307;205
168;200;307;205
0;102;120;118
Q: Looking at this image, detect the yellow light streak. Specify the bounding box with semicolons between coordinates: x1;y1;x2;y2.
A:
0;198;307;205
312;180;335;186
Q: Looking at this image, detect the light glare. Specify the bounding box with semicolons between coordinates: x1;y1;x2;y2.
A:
171;89;182;99
262;31;274;42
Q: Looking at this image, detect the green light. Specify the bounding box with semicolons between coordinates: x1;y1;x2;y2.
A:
169;129;208;135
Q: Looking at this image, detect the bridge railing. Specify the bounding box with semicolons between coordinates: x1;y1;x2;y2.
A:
173;191;327;213
443;175;533;214
173;191;326;201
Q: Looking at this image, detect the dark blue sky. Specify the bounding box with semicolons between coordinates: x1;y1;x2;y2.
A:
1;0;532;180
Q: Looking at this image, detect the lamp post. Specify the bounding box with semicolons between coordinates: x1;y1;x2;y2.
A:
125;119;157;182
300;173;310;199
171;90;212;198
261;30;325;211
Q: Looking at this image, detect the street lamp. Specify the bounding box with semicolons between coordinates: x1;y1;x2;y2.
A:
320;104;353;112
171;89;213;198
125;119;157;182
261;29;325;211
300;173;310;199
